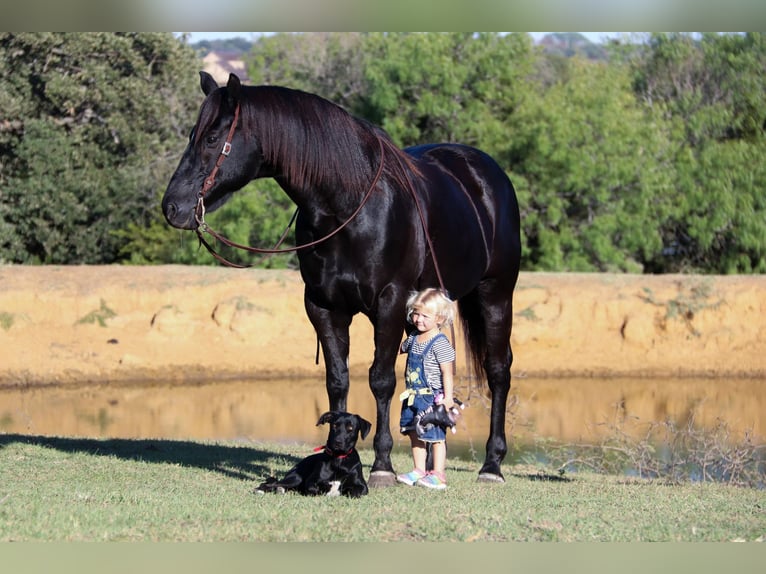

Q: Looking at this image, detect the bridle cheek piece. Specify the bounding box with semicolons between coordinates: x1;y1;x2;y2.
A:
195;102;241;229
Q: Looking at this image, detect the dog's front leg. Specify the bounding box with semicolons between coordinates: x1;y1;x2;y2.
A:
344;469;369;498
254;476;284;494
305;462;339;496
338;461;369;498
344;481;368;498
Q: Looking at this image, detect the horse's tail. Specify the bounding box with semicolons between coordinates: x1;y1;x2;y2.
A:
456;292;487;385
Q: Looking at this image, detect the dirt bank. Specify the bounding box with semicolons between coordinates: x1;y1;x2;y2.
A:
0;265;764;387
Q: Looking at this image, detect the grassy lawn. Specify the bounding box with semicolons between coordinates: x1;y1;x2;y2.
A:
0;434;764;542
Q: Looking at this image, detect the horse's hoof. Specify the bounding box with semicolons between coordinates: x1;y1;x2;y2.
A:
477;472;505;484
368;470;397;488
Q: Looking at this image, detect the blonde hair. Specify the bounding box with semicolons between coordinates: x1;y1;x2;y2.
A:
405;288;455;327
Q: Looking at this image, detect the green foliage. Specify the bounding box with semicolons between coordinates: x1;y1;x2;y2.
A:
0;311;14;331
639;280;723;337
0;32;200;264
244;32;765;274
509;58;672;272
3;32;765;273
362;32;534;149
247;32;368;113
629;33;766;273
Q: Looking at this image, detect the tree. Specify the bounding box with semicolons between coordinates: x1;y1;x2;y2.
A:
247;32;368;114
0;32;200;264
361;32;535;151
508;57;673;272
629;33;766;272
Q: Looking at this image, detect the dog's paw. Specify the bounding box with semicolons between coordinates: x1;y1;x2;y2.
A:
254;476;288;495
325;480;342;497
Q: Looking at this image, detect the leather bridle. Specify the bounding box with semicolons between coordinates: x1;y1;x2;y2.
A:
193;102;386;268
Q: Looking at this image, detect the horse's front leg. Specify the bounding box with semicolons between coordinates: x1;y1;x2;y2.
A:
304;298;352;411
365;335;400;488
366;291;407;488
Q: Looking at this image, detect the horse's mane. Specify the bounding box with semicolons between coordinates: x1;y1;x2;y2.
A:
196;85;418;197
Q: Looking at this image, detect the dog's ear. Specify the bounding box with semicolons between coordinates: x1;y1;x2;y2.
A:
356;415;372;440
316;411;336;426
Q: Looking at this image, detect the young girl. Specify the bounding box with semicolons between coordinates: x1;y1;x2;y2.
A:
396;288;456;490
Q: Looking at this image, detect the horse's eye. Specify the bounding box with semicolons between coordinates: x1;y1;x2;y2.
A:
206;135;219;146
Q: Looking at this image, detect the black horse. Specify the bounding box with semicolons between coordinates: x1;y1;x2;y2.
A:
162;72;521;486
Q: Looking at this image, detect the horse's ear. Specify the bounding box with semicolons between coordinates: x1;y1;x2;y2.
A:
199;71;219;96
226;73;242;105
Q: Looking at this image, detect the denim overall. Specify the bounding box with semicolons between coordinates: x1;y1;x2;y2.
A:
399;334;447;442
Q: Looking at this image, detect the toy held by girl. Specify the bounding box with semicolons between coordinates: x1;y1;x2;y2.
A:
396;288;458;490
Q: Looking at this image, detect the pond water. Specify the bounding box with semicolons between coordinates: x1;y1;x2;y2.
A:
1;377;764;470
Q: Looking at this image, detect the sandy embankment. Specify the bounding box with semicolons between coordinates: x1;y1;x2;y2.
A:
0;265;764;387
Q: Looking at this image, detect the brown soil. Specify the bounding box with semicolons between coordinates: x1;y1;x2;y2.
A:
0;265;764;387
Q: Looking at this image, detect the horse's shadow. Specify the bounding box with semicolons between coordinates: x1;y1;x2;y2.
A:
0;434;302;482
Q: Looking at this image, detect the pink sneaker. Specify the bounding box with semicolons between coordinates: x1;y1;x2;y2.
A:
396;469;426;486
417;471;447;490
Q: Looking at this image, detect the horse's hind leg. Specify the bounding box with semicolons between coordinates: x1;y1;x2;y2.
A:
475;282;515;483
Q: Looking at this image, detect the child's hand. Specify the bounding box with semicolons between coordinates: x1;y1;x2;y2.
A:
447;398;464;424
442;396;463;411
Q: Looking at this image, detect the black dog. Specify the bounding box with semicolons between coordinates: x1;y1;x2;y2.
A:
255;411;372;498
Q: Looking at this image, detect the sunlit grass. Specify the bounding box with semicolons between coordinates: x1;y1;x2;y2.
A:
0;435;763;542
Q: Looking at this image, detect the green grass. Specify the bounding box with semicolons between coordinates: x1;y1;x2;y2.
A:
0;435;763;542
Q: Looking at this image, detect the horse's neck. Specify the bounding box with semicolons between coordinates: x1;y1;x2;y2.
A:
273;176;337;219
271;151;379;222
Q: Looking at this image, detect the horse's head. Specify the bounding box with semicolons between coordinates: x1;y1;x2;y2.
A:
162;72;262;230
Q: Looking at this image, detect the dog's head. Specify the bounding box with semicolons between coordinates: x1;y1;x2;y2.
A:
316;411;372;455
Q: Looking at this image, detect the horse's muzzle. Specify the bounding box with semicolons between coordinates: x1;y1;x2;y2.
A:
161;199;198;230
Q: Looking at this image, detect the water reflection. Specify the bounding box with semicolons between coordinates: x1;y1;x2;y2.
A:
1;377;763;464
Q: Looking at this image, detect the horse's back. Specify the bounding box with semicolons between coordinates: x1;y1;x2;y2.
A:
406;143;521;283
